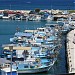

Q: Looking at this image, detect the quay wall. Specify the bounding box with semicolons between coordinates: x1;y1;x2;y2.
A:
66;29;75;73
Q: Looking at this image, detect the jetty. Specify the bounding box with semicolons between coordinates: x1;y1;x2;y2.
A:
67;29;75;73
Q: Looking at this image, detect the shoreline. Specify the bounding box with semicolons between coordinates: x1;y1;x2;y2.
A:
0;9;75;21
0;9;70;13
0;9;74;15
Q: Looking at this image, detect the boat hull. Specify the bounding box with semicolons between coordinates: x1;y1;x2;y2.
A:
18;66;51;74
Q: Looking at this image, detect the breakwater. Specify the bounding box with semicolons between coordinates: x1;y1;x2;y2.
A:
66;29;75;73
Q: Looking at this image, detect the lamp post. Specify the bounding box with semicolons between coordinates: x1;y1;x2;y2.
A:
9;45;13;75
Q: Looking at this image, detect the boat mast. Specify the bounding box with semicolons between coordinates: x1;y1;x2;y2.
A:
16;25;20;32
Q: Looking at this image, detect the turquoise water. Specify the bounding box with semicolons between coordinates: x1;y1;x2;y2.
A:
0;20;67;74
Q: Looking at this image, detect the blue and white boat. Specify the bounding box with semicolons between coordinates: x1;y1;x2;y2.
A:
2;24;62;74
0;58;18;75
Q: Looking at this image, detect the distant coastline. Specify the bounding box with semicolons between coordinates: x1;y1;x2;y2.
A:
0;9;75;13
0;9;75;21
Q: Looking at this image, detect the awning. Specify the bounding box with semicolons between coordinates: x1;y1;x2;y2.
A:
47;36;57;41
24;30;37;33
3;46;31;50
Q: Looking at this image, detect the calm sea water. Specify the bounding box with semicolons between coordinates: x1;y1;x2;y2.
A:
0;20;67;74
0;0;74;10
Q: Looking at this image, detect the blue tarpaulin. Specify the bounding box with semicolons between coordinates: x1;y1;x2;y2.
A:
15;32;32;37
47;36;56;41
7;72;17;75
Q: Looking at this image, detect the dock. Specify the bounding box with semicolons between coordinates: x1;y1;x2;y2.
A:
67;29;75;73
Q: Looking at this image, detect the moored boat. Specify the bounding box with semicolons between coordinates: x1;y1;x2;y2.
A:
1;23;62;74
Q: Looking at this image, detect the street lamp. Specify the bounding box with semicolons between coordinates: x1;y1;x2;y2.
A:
2;44;14;75
9;45;13;75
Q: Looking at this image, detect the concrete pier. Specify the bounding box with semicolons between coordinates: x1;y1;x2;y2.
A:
67;29;75;73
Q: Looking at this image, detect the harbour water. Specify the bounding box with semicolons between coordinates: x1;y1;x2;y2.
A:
0;20;67;74
0;0;74;10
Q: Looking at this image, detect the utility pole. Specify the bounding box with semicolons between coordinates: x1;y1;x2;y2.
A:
9;45;13;75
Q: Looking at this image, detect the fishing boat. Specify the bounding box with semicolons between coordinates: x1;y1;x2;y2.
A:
0;58;17;75
2;23;62;74
46;15;53;21
1;67;17;75
2;45;56;74
57;18;67;23
14;56;55;74
68;15;75;29
10;31;33;43
61;21;71;34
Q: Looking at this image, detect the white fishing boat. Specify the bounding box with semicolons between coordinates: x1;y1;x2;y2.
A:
57;18;67;23
17;64;52;74
10;32;33;43
46;15;53;21
0;58;18;75
1;67;17;75
32;15;41;21
15;57;54;74
2;44;57;74
2;23;62;74
68;15;75;29
61;21;70;34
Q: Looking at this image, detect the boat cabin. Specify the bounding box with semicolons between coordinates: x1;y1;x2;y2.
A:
1;67;17;75
0;58;18;75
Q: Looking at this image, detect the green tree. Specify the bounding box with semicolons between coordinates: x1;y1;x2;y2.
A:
35;8;40;13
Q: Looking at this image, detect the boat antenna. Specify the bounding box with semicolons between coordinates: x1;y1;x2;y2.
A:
10;4;11;10
16;25;20;32
51;0;53;15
